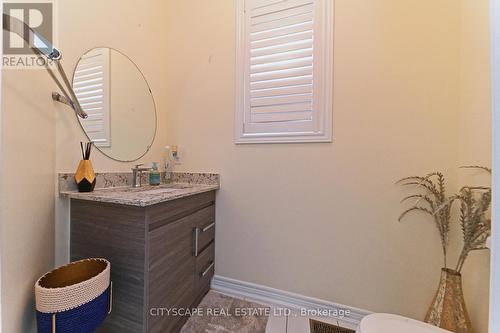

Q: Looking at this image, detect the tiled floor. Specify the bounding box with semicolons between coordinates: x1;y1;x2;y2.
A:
208;291;358;333
181;291;268;333
266;308;358;333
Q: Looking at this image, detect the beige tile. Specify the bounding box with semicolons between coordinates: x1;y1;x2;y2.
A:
287;314;310;333
265;307;288;333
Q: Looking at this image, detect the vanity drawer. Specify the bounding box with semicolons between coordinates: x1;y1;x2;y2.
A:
147;191;215;231
193;206;215;256
195;242;215;290
149;205;213;271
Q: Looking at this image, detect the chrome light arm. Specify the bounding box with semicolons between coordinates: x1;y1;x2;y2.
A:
2;13;87;119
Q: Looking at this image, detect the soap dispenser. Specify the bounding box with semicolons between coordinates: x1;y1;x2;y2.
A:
149;162;161;186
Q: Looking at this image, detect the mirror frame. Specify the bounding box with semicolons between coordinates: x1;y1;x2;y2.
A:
72;46;158;163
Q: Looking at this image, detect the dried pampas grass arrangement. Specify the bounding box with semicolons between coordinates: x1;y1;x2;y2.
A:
397;166;491;273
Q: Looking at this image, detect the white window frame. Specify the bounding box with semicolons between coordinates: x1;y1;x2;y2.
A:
235;0;334;144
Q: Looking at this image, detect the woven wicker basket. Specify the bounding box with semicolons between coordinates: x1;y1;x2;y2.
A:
35;258;111;333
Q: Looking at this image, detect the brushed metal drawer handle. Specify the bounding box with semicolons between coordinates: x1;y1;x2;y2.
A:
202;222;215;233
193;222;215;257
201;261;214;277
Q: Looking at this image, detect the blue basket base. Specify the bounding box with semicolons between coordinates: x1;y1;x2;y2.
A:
37;286;110;333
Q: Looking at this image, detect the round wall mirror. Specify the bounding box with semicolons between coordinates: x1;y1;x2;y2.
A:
73;47;157;162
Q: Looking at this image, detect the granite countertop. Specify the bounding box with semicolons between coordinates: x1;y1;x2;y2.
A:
61;183;219;207
59;172;220;207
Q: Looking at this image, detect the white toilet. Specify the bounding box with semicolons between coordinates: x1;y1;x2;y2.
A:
357;313;452;333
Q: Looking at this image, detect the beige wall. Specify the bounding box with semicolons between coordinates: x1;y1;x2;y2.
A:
163;0;490;331
1;71;57;332
163;0;462;321
458;1;492;333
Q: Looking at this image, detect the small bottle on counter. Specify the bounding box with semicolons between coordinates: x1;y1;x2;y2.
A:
149;162;161;186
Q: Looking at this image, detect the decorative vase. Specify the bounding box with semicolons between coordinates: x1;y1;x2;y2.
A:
75;160;96;192
425;268;474;333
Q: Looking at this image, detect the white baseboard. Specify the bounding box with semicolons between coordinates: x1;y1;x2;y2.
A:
211;275;372;327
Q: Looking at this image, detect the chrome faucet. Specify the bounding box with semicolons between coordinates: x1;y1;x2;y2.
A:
132;164;151;188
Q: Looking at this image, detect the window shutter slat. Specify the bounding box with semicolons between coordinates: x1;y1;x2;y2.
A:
250;0;313;17
74;48;111;147
250;66;313;83
251;3;313;26
73;77;103;88
251;21;313;42
74;62;103;72
251;93;313;107
244;120;315;134
251;47;313;65
250;39;312;58
251;56;313;74
251;110;312;123
250;75;312;90
74;89;104;98
75;73;105;82
251;30;313;50
251;102;312;114
250;12;312;33
251;84;312;98
73;82;103;92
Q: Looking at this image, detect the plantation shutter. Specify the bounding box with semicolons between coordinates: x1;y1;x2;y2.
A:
236;0;333;143
73;48;111;147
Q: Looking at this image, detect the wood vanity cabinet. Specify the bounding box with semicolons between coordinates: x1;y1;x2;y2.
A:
70;191;216;333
